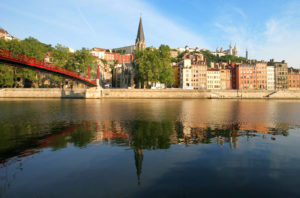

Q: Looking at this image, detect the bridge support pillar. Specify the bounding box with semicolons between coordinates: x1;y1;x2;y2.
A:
96;66;102;90
96;79;101;89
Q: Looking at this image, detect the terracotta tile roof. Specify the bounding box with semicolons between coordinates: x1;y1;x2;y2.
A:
92;47;106;51
0;28;8;34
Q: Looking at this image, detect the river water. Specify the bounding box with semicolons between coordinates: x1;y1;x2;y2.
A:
0;99;300;198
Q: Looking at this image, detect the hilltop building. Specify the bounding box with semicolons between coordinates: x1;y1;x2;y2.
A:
0;28;19;41
90;47;106;59
212;44;238;57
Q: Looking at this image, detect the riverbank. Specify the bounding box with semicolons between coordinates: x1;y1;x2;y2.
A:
1;88;300;99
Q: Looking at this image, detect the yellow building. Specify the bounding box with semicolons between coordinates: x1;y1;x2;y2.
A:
220;69;228;90
207;69;220;89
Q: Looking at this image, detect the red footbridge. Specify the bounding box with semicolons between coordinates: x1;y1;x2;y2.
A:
0;48;98;87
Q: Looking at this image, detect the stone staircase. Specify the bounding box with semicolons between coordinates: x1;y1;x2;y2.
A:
264;91;277;98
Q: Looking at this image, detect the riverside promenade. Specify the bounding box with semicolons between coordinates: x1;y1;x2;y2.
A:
1;88;300;99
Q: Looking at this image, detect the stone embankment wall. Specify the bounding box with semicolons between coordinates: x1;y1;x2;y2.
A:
102;89;208;98
1;88;300;99
102;89;300;99
0;88;87;98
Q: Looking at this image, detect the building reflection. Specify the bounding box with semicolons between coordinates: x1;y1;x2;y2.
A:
134;148;143;185
0;116;294;190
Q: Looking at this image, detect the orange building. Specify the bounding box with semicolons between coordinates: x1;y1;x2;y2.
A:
236;62;267;90
191;61;207;90
255;62;267;89
288;69;300;89
104;52;134;64
236;64;256;89
220;69;231;89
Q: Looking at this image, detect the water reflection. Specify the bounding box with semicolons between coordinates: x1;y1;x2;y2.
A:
0;119;291;162
1;99;300;197
0;119;291;164
0;119;291;190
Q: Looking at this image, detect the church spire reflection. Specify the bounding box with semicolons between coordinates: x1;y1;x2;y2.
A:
134;148;144;185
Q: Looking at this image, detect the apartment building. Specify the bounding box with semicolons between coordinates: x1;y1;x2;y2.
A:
267;66;275;90
207;69;220;89
268;60;288;89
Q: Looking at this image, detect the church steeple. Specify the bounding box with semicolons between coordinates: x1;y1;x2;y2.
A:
135;16;146;50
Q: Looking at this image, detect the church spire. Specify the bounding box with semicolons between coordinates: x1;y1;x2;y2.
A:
135;16;146;50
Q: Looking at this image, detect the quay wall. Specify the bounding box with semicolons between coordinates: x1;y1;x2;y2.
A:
1;88;300;99
0;88;87;98
102;89;300;99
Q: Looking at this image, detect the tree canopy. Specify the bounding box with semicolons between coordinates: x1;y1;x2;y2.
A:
0;37;97;88
199;50;247;67
134;45;174;88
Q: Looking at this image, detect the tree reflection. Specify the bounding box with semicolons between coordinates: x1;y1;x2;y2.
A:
129;120;173;150
69;122;96;148
0;118;295;192
128;120;173;185
0;119;292;165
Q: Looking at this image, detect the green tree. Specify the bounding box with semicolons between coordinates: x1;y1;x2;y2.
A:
200;50;247;67
73;48;97;77
0;65;14;87
134;44;174;88
0;37;51;87
0;36;99;87
52;44;70;67
158;45;174;86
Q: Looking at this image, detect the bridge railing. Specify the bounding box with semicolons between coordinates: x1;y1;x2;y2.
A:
0;48;96;85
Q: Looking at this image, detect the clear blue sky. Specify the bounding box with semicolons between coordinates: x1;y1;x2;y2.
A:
0;0;299;67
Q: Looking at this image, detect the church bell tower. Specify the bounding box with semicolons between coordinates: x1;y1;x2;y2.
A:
135;16;146;50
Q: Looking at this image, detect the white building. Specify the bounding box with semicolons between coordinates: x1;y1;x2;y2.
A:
267;66;275;90
90;47;106;59
179;59;193;89
207;69;221;90
0;28;17;41
67;47;75;53
212;44;238;57
177;46;198;53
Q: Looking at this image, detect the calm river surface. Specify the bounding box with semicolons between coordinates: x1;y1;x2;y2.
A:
1;99;300;198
